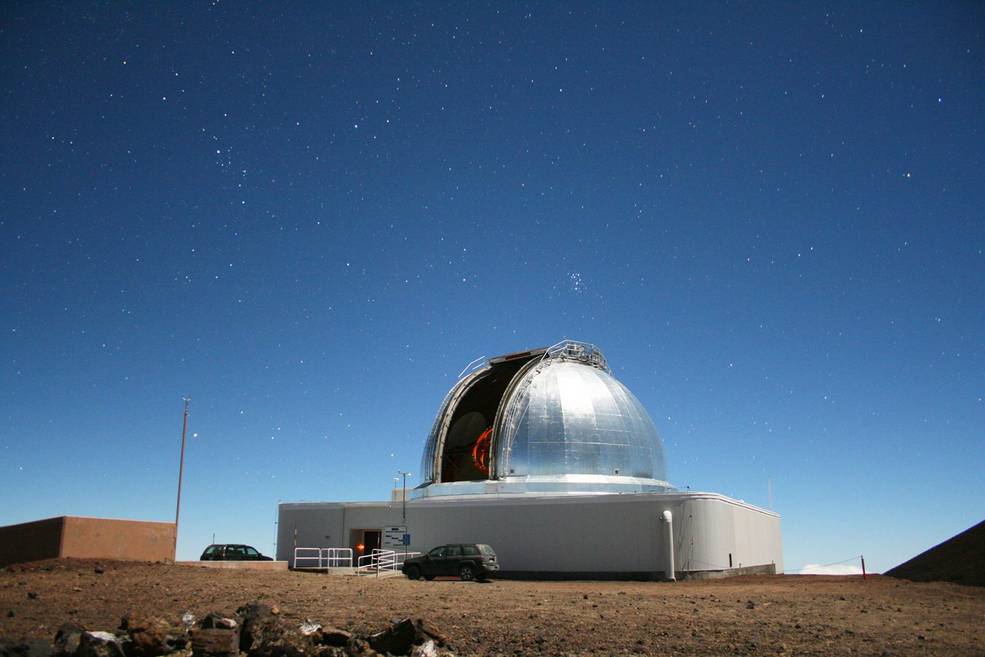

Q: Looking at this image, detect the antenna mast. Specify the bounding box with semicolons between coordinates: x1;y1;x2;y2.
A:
173;397;191;560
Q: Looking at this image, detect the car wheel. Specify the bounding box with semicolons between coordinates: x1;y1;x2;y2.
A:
405;565;421;580
459;564;474;581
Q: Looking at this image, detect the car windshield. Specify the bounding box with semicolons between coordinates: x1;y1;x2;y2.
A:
428;547;445;557
479;544;495;555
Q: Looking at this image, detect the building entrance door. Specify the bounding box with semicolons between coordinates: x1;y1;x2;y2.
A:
351;529;382;565
363;530;381;555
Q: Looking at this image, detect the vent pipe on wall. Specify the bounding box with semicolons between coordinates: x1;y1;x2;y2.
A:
661;509;675;581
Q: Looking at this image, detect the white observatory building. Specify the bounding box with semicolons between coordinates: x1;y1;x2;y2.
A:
277;341;782;579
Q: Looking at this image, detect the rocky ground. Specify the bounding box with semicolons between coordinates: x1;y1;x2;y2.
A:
1;560;984;656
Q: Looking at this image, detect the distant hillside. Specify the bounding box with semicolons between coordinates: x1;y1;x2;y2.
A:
885;520;985;587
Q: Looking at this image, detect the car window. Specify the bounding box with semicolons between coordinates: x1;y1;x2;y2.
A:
445;545;462;556
479;544;496;556
203;546;218;556
462;545;479;556
244;546;259;557
428;547;445;558
227;546;245;559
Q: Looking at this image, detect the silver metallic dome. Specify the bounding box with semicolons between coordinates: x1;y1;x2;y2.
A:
495;360;665;480
418;341;670;497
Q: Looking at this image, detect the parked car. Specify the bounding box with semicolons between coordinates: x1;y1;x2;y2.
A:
200;544;272;561
401;543;499;581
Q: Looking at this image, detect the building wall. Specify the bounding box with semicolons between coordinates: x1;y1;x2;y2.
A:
60;517;175;562
0;517;64;566
278;491;782;577
678;496;784;573
0;516;175;566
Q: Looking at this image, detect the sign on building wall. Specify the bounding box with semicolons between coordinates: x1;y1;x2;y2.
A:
383;526;407;548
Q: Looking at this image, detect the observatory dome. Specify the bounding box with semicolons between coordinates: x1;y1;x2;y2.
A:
417;341;670;497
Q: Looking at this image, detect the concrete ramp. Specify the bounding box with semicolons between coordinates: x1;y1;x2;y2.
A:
178;560;289;571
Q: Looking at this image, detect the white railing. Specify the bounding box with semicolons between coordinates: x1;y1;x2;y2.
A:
325;547;353;567
293;547;353;569
293;547;322;569
355;549;421;577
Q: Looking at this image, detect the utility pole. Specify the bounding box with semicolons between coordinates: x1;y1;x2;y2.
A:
398;471;411;561
173;397;191;561
398;471;411;522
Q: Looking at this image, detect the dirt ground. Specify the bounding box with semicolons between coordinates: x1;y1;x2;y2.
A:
1;559;984;656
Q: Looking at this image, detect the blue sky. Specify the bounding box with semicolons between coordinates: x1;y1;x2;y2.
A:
1;2;982;571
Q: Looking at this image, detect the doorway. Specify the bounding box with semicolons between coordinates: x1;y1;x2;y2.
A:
350;528;382;565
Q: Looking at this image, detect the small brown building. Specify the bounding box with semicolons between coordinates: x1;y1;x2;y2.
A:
0;516;176;566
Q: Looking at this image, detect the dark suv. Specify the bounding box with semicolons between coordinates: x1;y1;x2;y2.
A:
401;544;498;582
200;544;272;561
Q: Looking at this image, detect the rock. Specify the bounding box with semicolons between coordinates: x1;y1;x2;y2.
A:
28;592;39;600
409;640;437;657
199;615;238;631
76;632;127;657
235;604;279;653
0;639;54;657
343;639;378;657
119;612;180;657
368;620;416;656
28;642;54;657
414;622;448;648
369;619;449;656
233;604;309;657
94;567;105;575
190;630;238;657
745;600;755;609
312;628;351;648
6;610;14;618
53;623;86;656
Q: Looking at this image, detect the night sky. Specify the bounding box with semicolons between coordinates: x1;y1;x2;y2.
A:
2;2;983;571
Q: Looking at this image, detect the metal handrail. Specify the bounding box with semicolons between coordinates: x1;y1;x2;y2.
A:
293;547;353;569
543;339;608;371
293;547;323;569
354;549;422;577
355;549;391;571
325;547;353;567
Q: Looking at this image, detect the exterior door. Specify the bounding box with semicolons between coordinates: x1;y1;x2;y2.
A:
364;530;381;557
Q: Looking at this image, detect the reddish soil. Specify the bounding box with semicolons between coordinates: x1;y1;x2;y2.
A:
2;559;984;656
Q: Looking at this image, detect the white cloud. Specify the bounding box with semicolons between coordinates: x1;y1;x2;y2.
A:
798;563;864;575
